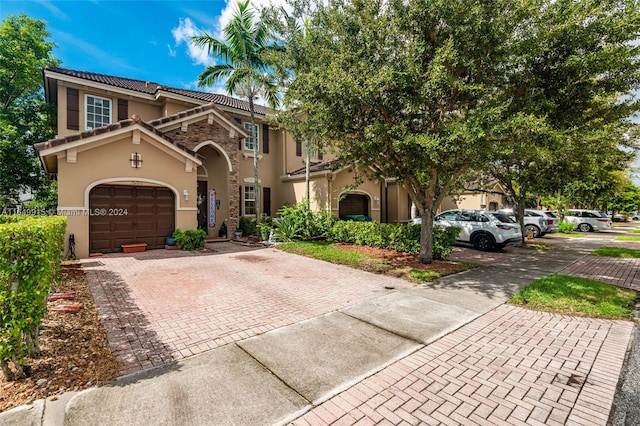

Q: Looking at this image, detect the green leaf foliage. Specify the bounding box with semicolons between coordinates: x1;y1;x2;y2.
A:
0;215;66;380
172;229;207;251
331;221;460;260
273;201;334;241
0;14;59;206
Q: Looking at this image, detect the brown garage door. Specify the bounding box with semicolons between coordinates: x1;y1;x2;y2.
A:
339;193;369;218
89;184;175;253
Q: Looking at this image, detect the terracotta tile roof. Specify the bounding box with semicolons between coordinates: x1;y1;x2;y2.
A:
288;159;342;176
34;115;199;159
147;102;242;130
45;66;271;116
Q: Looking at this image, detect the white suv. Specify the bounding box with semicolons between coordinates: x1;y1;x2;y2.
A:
435;209;522;251
564;209;612;232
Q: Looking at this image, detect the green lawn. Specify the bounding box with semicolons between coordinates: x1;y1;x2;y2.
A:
277;240;477;283
553;232;585;238
628;229;640;234
509;274;636;319
277;241;388;270
592;246;640;258
615;235;640;242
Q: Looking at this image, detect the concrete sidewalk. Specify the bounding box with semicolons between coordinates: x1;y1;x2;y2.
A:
0;236;636;425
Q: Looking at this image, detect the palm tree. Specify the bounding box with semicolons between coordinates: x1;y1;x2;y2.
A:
192;0;280;221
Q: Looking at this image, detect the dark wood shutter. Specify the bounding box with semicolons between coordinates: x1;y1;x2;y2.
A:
234;118;243;149
318;151;323;161
117;99;128;121
238;185;242;216
263;187;271;216
67;88;79;130
262;124;269;154
296;140;302;157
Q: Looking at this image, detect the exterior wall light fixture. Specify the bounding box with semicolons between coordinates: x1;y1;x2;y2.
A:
130;152;143;168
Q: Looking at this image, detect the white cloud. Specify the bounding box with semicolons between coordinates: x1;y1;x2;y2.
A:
216;0;291;39
171;18;216;67
167;45;177;57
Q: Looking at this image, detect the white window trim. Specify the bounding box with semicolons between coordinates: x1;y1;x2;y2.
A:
244;185;257;216
85;94;112;130
243;123;259;151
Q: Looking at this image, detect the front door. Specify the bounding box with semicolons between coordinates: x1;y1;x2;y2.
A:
197;180;207;230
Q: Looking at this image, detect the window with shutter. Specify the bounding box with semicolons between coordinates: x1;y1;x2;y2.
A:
238;185;242;216
67;88;79;130
117;99;128;121
262;124;269;153
296;140;302;157
263;187;271;216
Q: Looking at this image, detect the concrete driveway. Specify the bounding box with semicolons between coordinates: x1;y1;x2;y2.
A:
82;243;414;374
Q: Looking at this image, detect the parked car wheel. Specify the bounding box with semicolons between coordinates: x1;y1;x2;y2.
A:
524;224;541;238
472;233;495;251
577;223;593;232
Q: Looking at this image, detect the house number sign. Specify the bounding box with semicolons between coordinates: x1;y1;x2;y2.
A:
209;189;216;228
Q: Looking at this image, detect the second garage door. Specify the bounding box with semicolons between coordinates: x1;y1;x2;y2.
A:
89;184;175;253
339;193;369;218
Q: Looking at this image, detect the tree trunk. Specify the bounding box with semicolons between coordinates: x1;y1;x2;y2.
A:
304;139;310;201
1;361;14;381
249;96;260;220
516;198;526;244
419;207;435;264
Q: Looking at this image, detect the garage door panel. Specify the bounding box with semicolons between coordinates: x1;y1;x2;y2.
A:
89;185;175;253
339;194;369;217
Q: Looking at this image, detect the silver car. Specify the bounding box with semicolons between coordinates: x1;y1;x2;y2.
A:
564;209;612;232
525;209;560;234
497;208;547;238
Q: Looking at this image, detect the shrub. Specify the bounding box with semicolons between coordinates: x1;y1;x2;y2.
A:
0;215;66;380
331;221;460;260
172;228;207;250
273;201;334;242
257;216;274;240
238;216;257;236
559;222;575;233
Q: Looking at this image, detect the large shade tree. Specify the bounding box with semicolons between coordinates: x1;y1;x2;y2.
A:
192;0;280;219
0;14;58;207
487;0;640;236
275;0;517;263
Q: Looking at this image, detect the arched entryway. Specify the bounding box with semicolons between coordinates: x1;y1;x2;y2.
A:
89;183;175;253
339;193;370;219
194;142;232;237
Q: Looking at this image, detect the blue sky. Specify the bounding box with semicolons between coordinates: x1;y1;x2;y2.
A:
0;0;274;94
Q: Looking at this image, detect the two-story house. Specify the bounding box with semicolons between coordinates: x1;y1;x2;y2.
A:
35;67;507;258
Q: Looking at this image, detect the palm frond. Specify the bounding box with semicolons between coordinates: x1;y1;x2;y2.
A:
197;64;236;88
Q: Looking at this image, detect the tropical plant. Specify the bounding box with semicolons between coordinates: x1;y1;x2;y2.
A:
273;201;333;241
172;229;207;250
192;0;281;218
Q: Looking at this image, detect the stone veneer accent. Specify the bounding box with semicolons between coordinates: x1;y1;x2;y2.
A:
164;120;240;236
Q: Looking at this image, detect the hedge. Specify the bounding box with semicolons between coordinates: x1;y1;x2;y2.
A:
331;221;460;260
0;215;66;380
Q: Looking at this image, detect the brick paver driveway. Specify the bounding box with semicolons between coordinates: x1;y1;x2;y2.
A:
83;243;413;374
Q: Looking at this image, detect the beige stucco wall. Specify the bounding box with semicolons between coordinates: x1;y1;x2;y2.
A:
235;119;282;218
55;83;165;137
331;170;381;222
55;130;198;257
442;191;507;211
